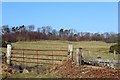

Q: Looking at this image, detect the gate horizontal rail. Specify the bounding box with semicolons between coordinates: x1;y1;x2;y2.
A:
11;60;58;65
12;52;67;57
13;48;67;52
12;55;66;61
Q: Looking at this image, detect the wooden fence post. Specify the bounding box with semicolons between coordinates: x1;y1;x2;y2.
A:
6;44;12;65
114;50;116;54
113;50;116;60
68;45;73;61
76;48;82;66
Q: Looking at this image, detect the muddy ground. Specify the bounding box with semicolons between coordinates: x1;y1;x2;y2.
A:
48;59;120;78
2;59;120;79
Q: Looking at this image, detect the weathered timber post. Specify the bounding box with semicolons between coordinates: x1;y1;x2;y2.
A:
68;45;73;61
6;44;12;65
114;50;116;54
76;48;82;66
113;50;116;60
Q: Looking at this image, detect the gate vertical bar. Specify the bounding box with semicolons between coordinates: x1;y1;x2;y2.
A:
37;51;39;74
23;49;24;67
11;50;13;65
52;50;53;65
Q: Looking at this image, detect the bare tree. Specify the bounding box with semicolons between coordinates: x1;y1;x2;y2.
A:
28;25;35;32
2;25;10;34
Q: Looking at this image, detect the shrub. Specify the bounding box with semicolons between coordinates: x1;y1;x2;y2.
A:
109;44;120;54
2;41;7;48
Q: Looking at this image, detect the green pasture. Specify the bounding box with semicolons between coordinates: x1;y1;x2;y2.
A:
2;40;119;62
2;40;120;78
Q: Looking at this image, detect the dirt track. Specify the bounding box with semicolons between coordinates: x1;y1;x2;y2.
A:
49;59;120;78
2;59;120;79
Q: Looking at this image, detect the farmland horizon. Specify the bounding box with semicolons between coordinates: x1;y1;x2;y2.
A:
1;24;119;34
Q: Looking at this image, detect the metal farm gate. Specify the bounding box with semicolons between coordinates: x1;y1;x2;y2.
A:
11;48;68;66
8;48;68;73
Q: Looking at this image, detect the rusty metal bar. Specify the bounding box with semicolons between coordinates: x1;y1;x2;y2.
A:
12;52;67;57
13;48;67;52
52;51;53;65
23;49;24;67
12;52;22;55
11;56;66;61
11;51;13;65
11;59;57;65
37;51;39;74
11;56;24;58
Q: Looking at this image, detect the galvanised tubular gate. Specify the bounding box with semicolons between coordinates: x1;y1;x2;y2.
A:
11;48;68;66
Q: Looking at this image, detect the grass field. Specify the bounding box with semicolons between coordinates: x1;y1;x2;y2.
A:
2;40;120;78
2;40;119;61
13;40;118;59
